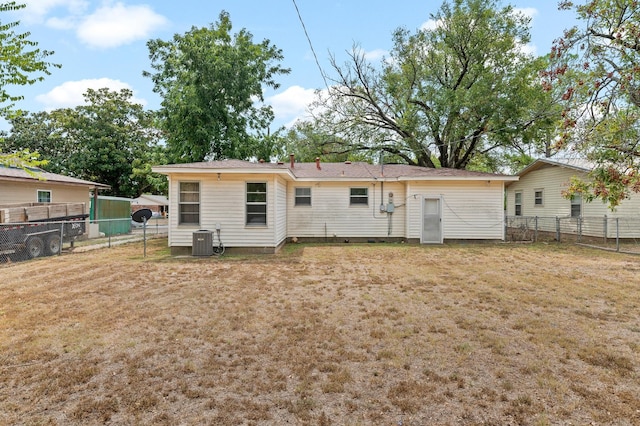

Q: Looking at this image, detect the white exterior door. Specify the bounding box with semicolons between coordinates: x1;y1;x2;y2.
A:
421;197;442;244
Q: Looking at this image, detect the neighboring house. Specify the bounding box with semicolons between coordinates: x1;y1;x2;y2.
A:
132;194;169;217
0;164;109;208
153;157;518;254
505;158;640;238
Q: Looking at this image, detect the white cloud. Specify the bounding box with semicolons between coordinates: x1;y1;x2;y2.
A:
20;0;88;24
513;7;538;20
45;15;77;30
420;19;443;32
364;49;387;61
76;3;168;49
513;7;539;56
267;85;317;125
35;78;146;109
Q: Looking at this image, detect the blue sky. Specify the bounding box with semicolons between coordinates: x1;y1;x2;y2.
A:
5;1;578;131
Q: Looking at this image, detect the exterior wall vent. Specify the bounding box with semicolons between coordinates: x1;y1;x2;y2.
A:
192;230;214;256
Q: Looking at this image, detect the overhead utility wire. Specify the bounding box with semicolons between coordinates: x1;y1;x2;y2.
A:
291;0;330;91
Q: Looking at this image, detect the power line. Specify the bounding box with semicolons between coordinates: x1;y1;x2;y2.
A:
291;0;329;91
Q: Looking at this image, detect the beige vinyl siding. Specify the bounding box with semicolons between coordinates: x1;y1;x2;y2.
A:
506;165;582;218
0;181;91;206
275;176;287;246
287;181;406;239
168;173;278;248
407;181;505;240
507;164;640;238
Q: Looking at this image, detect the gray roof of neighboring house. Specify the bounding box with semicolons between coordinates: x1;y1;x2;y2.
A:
516;158;593;176
153;159;518;181
132;194;169;206
0;165;110;189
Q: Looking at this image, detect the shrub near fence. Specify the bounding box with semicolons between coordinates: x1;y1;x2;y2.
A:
506;215;640;253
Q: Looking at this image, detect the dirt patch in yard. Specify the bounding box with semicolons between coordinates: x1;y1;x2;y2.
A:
1;240;639;425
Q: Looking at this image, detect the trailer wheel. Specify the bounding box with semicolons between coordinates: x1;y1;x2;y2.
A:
45;234;61;256
26;236;44;258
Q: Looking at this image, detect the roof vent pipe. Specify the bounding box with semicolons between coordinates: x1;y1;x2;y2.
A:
315;157;321;170
289;154;295;168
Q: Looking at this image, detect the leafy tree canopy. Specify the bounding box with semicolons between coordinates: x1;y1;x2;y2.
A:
144;11;290;163
552;0;640;207
296;0;557;171
0;1;60;169
1;88;167;197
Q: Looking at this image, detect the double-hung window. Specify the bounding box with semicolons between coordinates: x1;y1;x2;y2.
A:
179;182;200;225
570;194;582;218
534;189;543;206
246;182;267;225
514;191;522;216
295;187;311;206
350;187;368;205
37;190;52;203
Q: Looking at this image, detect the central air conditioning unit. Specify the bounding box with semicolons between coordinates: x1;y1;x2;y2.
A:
192;230;214;256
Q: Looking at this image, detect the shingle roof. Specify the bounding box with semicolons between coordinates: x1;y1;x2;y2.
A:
153;159;517;181
516;158;593;177
0;165;110;188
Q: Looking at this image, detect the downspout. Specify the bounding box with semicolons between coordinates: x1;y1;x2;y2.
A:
93;187;99;222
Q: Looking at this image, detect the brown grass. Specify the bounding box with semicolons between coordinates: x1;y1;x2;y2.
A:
1;240;639;425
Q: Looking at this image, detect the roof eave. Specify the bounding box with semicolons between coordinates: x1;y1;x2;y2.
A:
0;176;110;189
398;176;518;182
152;166;295;179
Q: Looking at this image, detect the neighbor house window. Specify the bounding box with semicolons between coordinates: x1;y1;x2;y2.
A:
37;190;51;203
514;191;522;216
350;187;368;205
295;187;311;206
246;182;267;225
534;189;543;206
179;181;200;225
570;194;582;218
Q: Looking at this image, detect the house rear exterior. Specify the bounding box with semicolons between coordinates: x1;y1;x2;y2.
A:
153;158;517;254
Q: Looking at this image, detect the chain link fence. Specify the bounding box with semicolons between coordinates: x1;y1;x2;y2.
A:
506;215;640;254
1;217;167;263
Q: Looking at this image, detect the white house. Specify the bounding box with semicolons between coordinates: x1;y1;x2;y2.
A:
153;157;518;254
505;158;640;238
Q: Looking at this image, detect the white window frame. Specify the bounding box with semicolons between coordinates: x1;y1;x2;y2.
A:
514;191;522;216
178;181;200;225
294;187;311;206
350;187;368;206
246;182;267;226
534;189;544;207
37;189;52;203
570;194;582;218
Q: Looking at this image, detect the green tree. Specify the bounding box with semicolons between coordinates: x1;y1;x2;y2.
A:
552;0;640;207
144;11;290;163
0;1;60;168
282;121;376;163
1;88;166;197
303;0;556;170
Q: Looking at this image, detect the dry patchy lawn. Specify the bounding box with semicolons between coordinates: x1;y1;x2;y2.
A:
1;240;639;425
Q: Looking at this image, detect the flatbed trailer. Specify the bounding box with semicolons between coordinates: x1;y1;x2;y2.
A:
0;203;88;261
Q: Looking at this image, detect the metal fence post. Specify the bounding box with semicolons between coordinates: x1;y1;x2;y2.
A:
616;218;620;252
577;216;582;243
534;216;538;242
108;219;111;248
603;215;607;244
59;220;64;256
556;216;560;242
